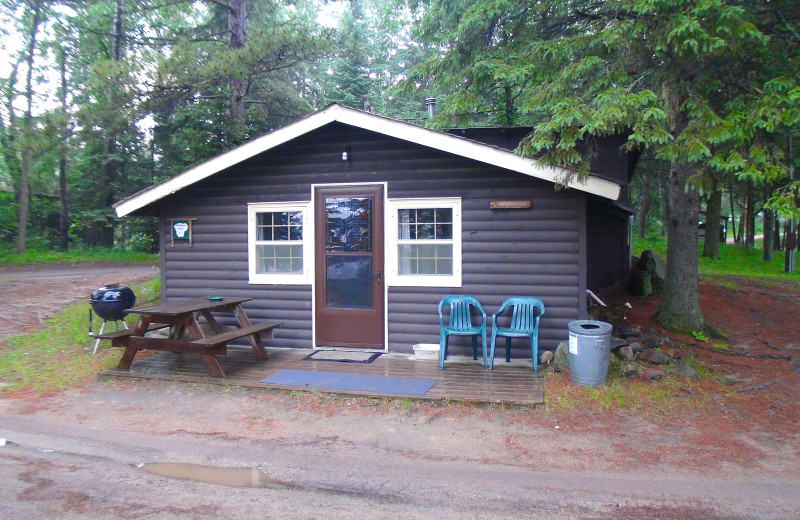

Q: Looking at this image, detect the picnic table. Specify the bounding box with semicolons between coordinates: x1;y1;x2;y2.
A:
99;296;281;378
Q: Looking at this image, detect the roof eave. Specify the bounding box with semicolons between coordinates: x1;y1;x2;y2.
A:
114;104;621;217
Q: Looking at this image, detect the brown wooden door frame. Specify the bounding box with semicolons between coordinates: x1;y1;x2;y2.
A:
314;184;385;349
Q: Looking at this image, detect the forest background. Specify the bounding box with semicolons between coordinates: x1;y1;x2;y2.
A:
1;0;798;333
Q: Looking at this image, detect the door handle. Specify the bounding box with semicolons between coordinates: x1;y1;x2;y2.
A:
375;269;382;285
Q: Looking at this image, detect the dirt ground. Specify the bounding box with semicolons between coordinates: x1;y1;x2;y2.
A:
0;264;799;519
0;263;158;340
598;275;800;443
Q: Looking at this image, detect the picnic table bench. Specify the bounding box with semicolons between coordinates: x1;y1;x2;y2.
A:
99;296;281;378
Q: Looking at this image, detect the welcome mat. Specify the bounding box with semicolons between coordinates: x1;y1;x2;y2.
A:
261;369;436;396
303;350;382;364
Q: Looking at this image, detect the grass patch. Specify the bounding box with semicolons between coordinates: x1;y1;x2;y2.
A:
631;233;667;259
542;357;716;415
0;277;160;396
698;240;797;279
632;233;799;281
0;243;156;266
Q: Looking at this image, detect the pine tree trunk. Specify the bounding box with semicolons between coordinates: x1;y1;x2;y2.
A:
657;167;669;236
58;45;69;252
654;85;706;333
99;0;125;248
654;160;706;333
227;0;247;145
745;190;755;249
503;83;513;126
15;2;43;254
736;211;745;245
773;215;781;250
702;183;722;258
763;208;773;261
636;170;654;239
728;180;738;244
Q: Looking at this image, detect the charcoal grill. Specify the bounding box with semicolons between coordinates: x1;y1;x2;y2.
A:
88;283;136;355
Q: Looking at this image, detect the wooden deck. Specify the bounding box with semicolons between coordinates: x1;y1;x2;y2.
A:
100;348;544;406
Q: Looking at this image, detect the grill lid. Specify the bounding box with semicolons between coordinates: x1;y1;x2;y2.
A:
90;283;135;321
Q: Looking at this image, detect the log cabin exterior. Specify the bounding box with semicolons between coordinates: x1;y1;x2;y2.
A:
115;104;636;359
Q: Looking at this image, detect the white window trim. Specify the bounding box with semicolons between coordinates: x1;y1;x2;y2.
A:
248;201;313;285
386;197;462;288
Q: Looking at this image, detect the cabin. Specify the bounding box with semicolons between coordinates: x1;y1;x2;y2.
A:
114;104;636;360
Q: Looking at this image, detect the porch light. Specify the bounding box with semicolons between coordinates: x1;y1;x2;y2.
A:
341;145;350;162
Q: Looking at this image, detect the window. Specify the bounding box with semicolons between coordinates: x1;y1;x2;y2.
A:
387;198;461;287
248;202;312;284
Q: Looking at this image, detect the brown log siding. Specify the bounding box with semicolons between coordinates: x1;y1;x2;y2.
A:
158;123;588;356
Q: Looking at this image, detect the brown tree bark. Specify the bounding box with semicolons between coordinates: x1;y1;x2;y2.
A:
58;45;69;252
99;0;125;248
702;183;722;258
636;170;654;239
763;207;774;261
728;180;738;244
15;1;43;254
745;189;755;249
773;214;781;250
654;160;706;333
227;0;247;146
736;210;745;244
657;166;669;236
654;86;707;333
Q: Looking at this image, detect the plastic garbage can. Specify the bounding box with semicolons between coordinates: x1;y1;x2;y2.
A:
567;320;613;386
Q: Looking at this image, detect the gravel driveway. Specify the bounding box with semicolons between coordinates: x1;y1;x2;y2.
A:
0;263;157;339
0;379;797;520
0;264;798;519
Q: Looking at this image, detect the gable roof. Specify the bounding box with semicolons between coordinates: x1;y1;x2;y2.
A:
114;104;622;217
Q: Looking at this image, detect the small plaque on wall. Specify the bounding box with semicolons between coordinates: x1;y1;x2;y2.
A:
490;200;532;209
169;218;196;247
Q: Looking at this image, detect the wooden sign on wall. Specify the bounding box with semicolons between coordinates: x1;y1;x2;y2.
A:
490;200;532;209
169;218;196;247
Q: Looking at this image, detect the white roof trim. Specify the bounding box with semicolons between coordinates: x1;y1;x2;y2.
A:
114;104;621;217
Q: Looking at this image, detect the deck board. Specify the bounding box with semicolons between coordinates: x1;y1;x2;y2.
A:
100;347;544;405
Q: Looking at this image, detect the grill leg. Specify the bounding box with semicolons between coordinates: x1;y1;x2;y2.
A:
92;320;108;355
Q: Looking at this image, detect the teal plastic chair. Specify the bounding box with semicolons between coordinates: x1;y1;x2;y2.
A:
438;295;487;369
490;297;545;372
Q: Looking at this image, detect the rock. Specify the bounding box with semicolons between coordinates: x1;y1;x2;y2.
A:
637;250;666;291
619;330;641;339
786;343;800;352
644;367;664;381
642;334;664;350
662;347;678;359
642;349;670;365
540;351;554;365
617;346;635;361
554;341;570;372
627;269;652;297
610;337;628;351
629;341;644;353
721;374;750;384
673;363;699;379
621;363;639;378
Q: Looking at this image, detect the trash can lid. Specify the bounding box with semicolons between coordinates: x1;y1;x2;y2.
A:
568;320;612;336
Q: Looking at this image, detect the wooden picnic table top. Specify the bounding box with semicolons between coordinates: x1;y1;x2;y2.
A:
127;296;253;317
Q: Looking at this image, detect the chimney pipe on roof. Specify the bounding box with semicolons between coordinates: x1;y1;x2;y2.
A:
425;97;436;118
